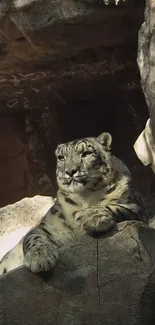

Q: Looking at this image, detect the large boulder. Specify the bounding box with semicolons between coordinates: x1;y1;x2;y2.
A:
1;220;155;325
137;0;155;138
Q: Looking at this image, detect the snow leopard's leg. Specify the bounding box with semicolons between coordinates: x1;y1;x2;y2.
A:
75;201;146;233
75;207;116;233
23;202;74;273
0;201;74;275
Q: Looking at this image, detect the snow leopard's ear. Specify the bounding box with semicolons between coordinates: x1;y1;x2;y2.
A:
97;132;112;151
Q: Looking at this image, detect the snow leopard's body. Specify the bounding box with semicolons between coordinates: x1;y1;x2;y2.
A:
0;132;148;274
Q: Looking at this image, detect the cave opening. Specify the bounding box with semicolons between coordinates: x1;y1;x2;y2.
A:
0;75;154;208
0;0;153;208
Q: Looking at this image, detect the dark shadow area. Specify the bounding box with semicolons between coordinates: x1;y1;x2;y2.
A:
0;0;152;208
0;76;154;207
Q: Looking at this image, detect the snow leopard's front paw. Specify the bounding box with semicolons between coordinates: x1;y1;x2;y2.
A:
75;208;116;233
24;240;58;273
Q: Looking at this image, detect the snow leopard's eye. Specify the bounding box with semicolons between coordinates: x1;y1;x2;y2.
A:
82;151;93;158
58;155;65;162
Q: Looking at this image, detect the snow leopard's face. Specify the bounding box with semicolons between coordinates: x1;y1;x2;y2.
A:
55;132;114;193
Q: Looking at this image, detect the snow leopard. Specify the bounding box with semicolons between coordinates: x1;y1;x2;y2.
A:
0;132;148;274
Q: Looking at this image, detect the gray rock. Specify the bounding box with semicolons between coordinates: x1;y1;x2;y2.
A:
137;0;155;138
1;220;155;325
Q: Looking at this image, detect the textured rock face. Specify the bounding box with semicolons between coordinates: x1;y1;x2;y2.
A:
137;0;155;138
1;221;155;325
0;0;149;206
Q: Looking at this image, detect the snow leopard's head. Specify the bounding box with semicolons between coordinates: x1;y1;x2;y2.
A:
55;132;115;193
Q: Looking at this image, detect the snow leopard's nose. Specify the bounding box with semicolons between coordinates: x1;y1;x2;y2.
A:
65;169;77;177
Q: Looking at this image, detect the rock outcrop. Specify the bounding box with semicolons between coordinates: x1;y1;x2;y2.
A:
1;220;155;325
137;0;155;138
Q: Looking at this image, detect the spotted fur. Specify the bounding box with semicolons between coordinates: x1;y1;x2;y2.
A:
0;132;148;274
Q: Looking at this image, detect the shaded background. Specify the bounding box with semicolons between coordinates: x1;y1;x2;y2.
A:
0;0;154;208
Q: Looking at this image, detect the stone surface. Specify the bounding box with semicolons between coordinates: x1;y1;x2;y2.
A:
1;221;155;325
0;195;54;260
137;0;155;139
0;0;149;206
